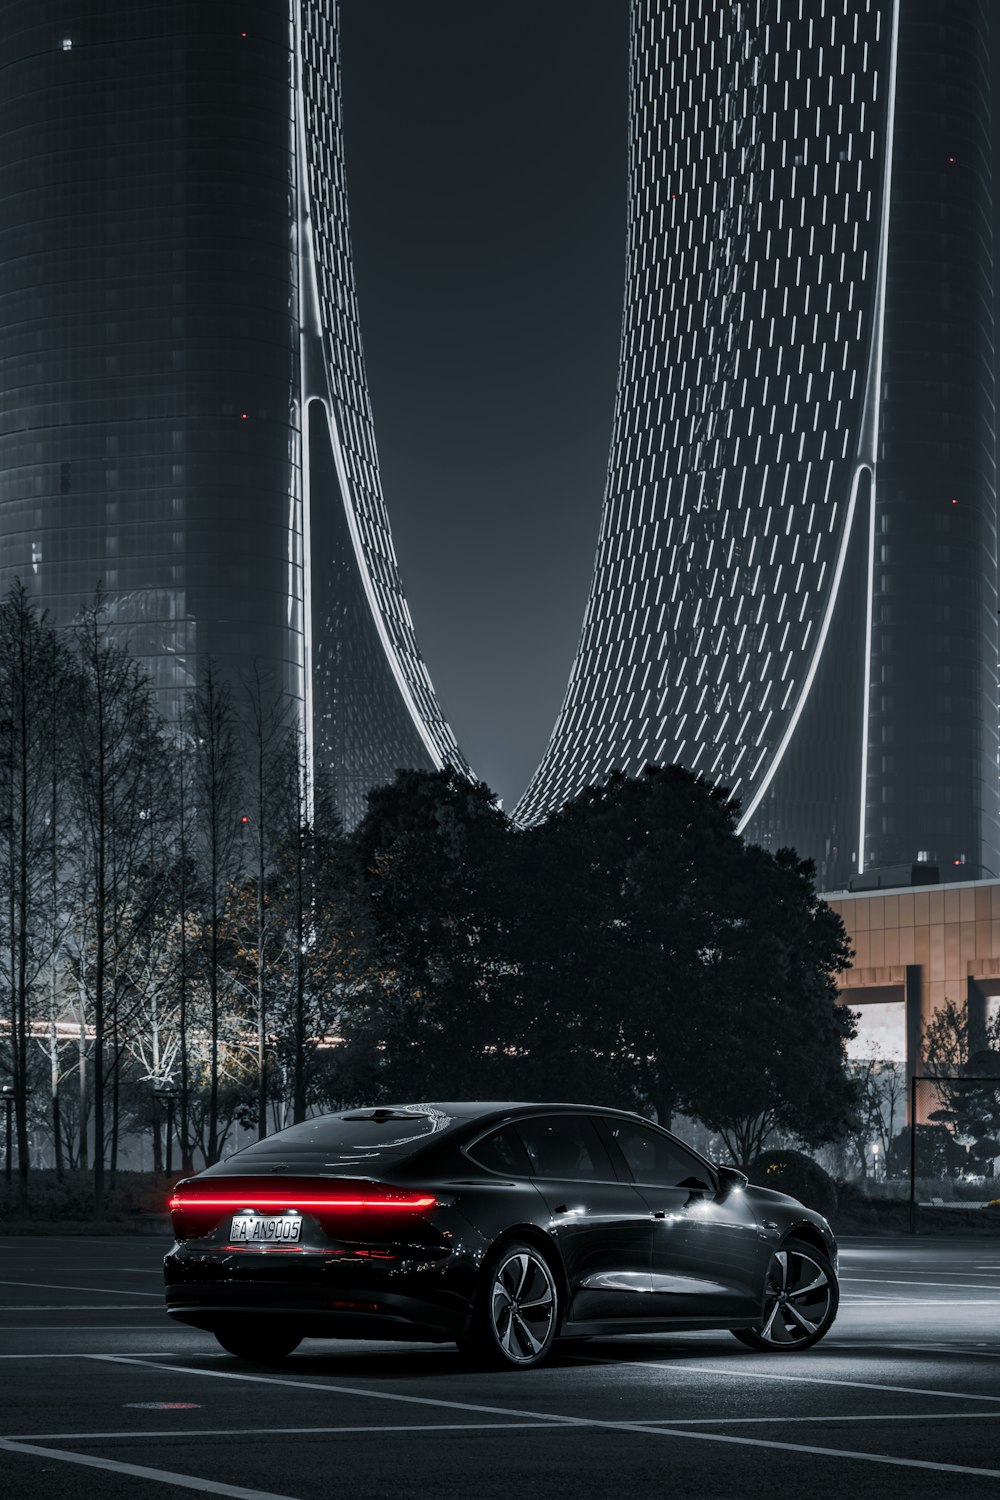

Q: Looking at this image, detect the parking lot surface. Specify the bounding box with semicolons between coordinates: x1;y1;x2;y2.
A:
0;1233;997;1498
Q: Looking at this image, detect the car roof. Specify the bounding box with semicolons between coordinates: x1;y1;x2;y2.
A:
371;1101;656;1125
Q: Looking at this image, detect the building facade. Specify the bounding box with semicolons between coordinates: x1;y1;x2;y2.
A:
828;877;1000;1123
517;0;999;892
0;1;469;826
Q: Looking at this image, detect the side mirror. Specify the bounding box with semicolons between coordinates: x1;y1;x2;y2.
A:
716;1165;749;1202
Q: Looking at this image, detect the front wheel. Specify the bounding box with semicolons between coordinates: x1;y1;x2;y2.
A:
460;1240;560;1369
731;1237;838;1352
213;1325;303;1362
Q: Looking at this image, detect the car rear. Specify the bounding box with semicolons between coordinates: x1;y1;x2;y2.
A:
163;1108;485;1344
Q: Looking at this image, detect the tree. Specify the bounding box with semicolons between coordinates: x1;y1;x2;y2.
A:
234;669;295;1140
845;1051;906;1179
66;595;170;1215
337;768;513;1101
674;842;856;1165
189;664;242;1165
924;998;1000;1174
0;585;72;1203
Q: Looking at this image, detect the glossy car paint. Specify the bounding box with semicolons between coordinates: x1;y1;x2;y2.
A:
163;1102;838;1346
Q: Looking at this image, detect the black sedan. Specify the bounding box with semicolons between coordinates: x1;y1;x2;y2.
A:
164;1101;839;1369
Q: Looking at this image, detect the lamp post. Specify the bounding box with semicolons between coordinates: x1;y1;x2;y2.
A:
1;1086;14;1186
153;1085;180;1176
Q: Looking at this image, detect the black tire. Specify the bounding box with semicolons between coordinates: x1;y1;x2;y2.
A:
731;1236;838;1352
460;1239;560;1369
213;1325;303;1361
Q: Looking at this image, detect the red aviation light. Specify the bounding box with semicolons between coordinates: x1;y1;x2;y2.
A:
168;1189;436;1212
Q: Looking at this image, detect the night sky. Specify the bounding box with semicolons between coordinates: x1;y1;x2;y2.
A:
340;1;629;809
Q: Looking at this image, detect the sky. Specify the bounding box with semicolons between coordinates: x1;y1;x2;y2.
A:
340;1;629;809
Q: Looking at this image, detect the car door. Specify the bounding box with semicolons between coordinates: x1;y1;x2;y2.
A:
599;1117;768;1321
513;1112;654;1323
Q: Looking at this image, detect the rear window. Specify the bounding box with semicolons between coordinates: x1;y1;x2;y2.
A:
229;1107;456;1163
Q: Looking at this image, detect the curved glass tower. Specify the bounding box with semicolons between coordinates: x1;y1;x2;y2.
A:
517;0;999;891
0;0;469;825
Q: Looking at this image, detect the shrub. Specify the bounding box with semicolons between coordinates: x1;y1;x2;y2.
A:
747;1149;839;1220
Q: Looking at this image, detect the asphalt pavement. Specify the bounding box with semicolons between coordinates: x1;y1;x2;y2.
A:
0;1233;998;1499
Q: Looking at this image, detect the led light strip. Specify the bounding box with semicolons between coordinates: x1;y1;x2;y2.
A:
168;1194;436;1211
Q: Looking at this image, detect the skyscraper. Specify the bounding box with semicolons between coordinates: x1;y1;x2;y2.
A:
0;1;469;825
517;0;999;892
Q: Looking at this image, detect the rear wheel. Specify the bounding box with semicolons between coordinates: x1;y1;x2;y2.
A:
461;1240;560;1369
213;1325;303;1361
731;1237;838;1352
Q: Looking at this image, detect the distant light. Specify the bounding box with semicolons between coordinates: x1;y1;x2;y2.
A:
949;157;955;163
61;38;72;51
954;859;962;866
241;412;249;419
951;497;957;505
240;815;249;824
241;32;247;38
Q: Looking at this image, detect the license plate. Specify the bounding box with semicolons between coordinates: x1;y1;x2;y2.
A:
228;1214;302;1244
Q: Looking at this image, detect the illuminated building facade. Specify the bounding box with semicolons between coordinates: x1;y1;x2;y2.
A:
517;0;999;891
0;1;469;825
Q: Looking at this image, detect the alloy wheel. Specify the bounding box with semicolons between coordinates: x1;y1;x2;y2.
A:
756;1246;834;1347
488;1248;558;1366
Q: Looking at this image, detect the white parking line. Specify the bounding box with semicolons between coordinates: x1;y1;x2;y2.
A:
0;1437;303;1499
660;1364;1000;1405
0;1351;176;1358
845;1284;1000;1296
557;1351;1000;1404
11;1411;1000;1442
0;1279;161;1298
86;1357;1000;1481
0;1304;163;1312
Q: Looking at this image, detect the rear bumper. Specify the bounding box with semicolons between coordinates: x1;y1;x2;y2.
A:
164;1246;476;1342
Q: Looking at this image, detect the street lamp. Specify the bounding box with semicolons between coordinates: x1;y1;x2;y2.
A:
1;1085;14;1186
153;1084;181;1176
870;1141;880;1183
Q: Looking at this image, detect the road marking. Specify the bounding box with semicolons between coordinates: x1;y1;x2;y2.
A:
840;1297;999;1306
0;1437;305;1497
662;1364;1000;1405
845;1284;1000;1296
558;1352;1000;1405
7;1421;568;1441
861;1342;1000;1361
0;1279;161;1298
12;1412;1000;1442
0;1304;163;1312
84;1358;1000;1481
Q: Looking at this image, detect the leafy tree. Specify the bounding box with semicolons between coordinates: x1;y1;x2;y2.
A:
337;768;512;1100
677;842;857;1166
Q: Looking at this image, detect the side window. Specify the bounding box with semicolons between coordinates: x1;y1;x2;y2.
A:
466;1125;533;1177
604;1120;713;1191
515;1114;617;1182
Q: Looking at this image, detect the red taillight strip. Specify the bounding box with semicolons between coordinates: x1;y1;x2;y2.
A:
168;1193;436;1211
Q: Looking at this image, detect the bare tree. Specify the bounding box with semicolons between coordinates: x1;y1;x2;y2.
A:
67;594;166;1217
189;664;242;1165
0;584;71;1206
